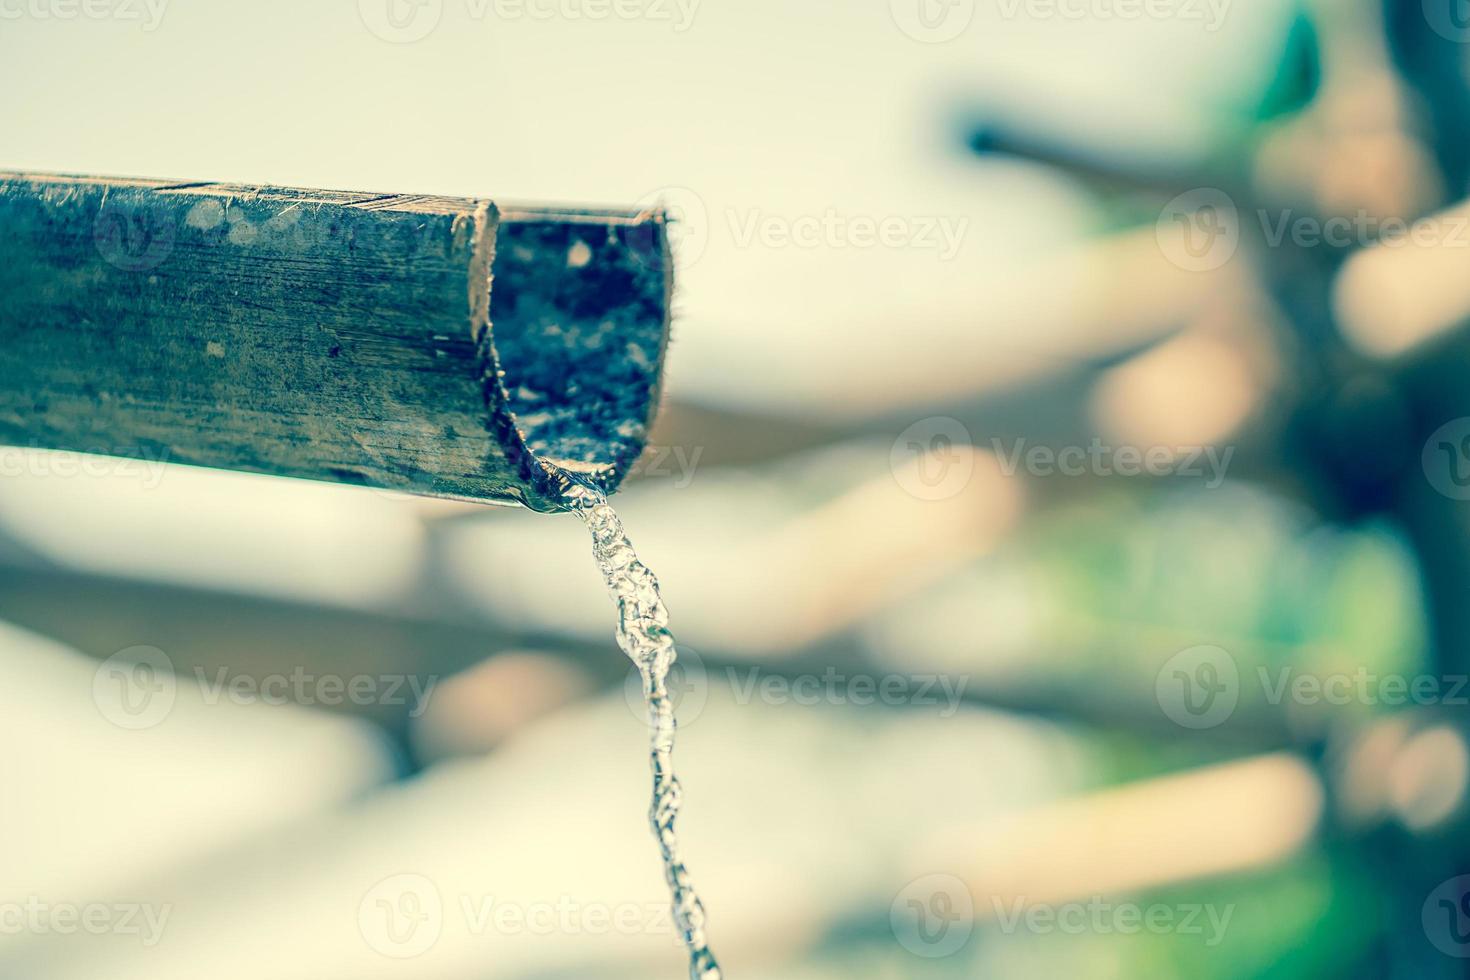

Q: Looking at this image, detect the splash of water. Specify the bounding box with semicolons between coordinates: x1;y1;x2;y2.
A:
565;482;723;980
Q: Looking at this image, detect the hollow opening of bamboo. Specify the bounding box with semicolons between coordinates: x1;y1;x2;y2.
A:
485;211;671;507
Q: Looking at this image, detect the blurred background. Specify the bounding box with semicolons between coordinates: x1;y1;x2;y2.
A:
5;0;1470;976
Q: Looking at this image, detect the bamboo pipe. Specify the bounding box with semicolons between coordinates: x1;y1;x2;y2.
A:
0;172;673;511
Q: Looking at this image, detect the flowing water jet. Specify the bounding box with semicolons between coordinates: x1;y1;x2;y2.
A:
565;481;723;980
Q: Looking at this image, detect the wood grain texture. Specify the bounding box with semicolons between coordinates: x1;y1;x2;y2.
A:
0;173;672;511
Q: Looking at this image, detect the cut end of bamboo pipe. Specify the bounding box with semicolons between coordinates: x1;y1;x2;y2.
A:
486;206;673;511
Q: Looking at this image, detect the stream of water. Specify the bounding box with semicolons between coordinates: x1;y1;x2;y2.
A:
565;482;723;980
